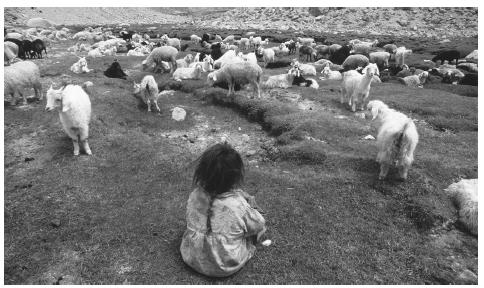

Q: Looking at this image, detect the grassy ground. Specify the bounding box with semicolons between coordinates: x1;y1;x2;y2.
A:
4;32;478;285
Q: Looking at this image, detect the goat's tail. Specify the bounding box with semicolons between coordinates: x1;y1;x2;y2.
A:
396;120;418;167
145;83;152;99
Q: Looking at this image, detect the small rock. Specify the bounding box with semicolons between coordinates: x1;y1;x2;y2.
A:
24;157;35;162
262;239;272;246
50;219;61;227
172;107;186;121
334;115;348;119
246;150;257;157
241;134;250;142
354;112;366;119
362;135;376;140
58;275;79;285
457;269;478;284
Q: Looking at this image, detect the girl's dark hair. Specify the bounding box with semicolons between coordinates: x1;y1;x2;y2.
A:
193;142;244;233
193;142;244;197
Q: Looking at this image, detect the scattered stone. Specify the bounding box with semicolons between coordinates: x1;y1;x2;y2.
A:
262;239;272;246
246;150;257;157
362;135;376;140
171;107;186;121
241;134;250;142
457;269;478;284
58;275;80;285
24;157;35;162
50;219;61;227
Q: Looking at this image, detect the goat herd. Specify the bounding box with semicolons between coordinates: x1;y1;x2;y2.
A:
4;26;478;185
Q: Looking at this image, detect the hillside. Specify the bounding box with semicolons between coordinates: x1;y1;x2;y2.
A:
4;7;478;38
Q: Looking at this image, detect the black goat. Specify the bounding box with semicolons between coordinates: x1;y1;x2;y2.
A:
329;45;351;65
459;73;477;86
432;50;460;65
22;40;35;59
32;39;47;59
104;59;127;80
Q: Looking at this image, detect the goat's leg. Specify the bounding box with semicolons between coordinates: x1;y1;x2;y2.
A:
10;92;17;106
146;99;151;112
378;163;390;180
79;128;91;155
34;82;43;101
153;99;161;112
254;82;261;98
398;165;409;180
20;91;28;105
227;81;233;96
72;138;81;156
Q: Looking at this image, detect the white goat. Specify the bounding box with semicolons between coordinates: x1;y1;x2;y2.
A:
176;54;194;68
341;63;379;112
45;83;93;156
444;179;478;236
321;66;342;80
207;61;263;98
172;63;204;81
367;100;419;180
4;61;43;105
291;60;317;76
133;75;161;112
70;57;91;74
257;46;275;68
190;34;202;44
399;71;429;88
262;67;299;89
160;34;181;50
395;47;413;67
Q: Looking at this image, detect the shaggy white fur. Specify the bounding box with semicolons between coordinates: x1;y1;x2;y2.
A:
70;57;91;74
5;61;43;105
45;83;92;156
367;100;419;180
341;63;379;112
133;75;161;112
172;63;203;81
444;179;478;236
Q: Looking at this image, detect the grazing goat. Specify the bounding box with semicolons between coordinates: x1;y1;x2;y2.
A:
367;100;419;180
4;61;43;105
207;61;263;98
432;50;460;65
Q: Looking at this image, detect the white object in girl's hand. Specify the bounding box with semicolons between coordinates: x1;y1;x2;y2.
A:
262;239;272;246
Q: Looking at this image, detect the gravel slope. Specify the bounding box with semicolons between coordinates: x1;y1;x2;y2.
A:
5;7;478;38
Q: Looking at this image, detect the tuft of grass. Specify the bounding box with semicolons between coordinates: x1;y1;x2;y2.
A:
277;140;328;164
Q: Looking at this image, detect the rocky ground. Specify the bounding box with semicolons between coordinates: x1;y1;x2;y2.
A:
4;7;478;39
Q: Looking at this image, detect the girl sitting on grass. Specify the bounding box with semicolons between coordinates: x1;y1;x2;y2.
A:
180;142;266;277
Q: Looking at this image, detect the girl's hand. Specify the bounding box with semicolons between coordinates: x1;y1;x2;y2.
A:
248;196;265;214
